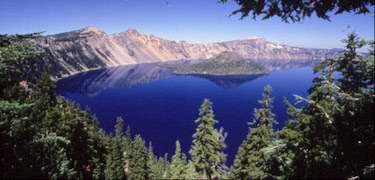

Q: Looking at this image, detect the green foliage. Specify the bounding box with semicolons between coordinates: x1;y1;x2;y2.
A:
231;85;277;179
189;99;225;180
0;33;43;63
214;127;229;177
29;132;75;179
169;140;187;179
270;33;374;179
148;142;165;179
0;33;44;97
88;117;108;179
219;0;374;23
156;153;171;179
105;117;127;180
128;135;150;180
185;160;198;179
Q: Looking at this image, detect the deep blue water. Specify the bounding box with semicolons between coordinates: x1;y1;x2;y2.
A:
56;63;316;165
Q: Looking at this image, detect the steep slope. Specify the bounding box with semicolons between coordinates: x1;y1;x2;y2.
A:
36;26;342;78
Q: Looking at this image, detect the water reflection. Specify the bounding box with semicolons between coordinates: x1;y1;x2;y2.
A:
57;63;174;96
58;65;268;96
260;60;319;71
186;74;265;89
57;62;273;96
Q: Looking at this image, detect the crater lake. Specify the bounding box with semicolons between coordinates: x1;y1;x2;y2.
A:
56;62;316;165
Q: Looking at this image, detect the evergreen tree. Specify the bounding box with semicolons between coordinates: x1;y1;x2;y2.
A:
29;132;75;179
152;154;171;179
162;153;171;179
231;85;277;179
0;32;43;95
148;142;160;179
170;140;187;179
186;160;198;180
272;33;374;179
214;127;229;177
189;98;223;180
87;116;108;179
125;124;132;149
105;117;127;180
128;135;150;180
181;153;188;176
332;34;374;178
105;133;116;179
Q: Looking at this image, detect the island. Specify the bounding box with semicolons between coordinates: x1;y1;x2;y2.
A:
173;51;269;75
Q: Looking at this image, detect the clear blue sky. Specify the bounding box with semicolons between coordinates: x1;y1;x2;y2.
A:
0;0;374;51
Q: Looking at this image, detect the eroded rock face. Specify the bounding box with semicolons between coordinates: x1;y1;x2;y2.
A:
36;26;342;78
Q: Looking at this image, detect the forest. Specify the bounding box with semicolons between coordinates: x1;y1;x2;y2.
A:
1;30;374;179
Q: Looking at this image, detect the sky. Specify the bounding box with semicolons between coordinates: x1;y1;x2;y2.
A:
0;0;374;51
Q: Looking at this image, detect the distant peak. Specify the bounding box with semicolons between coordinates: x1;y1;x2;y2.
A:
82;26;102;33
242;37;265;40
125;29;139;34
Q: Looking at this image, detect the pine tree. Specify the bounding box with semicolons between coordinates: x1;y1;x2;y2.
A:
186;160;198;180
189;98;223;180
0;32;43;97
231;85;277;179
87;116;108;179
29;132;75;179
105;117;127;180
30;66;57;132
181;153;188;177
332;34;374;178
163;153;171;179
170;140;187;179
34;66;57;106
148;142;160;179
105;133;116;179
128;135;150;180
214;127;229;177
273;33;374;179
153;154;171;179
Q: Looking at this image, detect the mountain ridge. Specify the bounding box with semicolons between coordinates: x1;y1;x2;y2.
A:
35;26;342;79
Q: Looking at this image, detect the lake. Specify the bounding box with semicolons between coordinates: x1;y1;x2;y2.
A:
56;62;316;165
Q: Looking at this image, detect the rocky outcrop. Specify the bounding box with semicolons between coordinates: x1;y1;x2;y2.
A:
36;26;342;78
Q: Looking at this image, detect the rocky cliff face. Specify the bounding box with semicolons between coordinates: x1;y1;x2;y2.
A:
36;26;342;78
